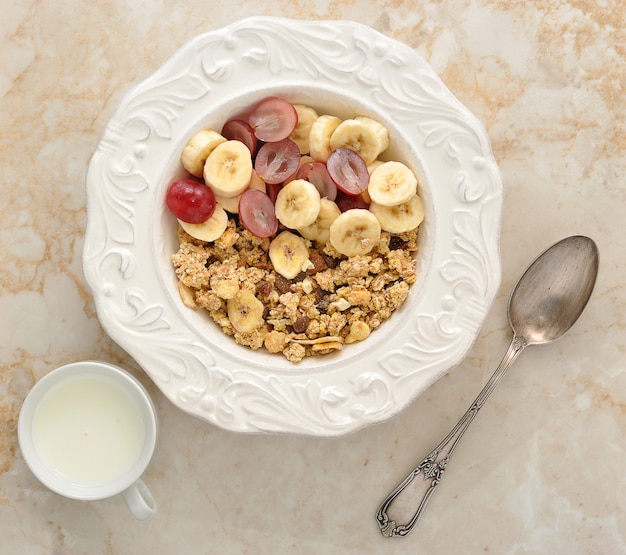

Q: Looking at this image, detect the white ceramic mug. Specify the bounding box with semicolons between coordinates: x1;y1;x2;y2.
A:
18;361;158;520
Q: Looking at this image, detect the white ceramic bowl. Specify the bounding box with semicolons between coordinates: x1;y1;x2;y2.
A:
83;17;503;436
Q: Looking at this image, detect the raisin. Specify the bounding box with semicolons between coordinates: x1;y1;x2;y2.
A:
307;251;328;274
294;271;308;282
389;236;407;250
204;255;219;268
313;287;326;303
323;253;339;269
252;261;272;271
293;315;309;333
315;289;330;312
257;281;273;297
274;275;292;294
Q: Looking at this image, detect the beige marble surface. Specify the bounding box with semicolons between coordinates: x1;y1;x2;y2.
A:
1;1;625;553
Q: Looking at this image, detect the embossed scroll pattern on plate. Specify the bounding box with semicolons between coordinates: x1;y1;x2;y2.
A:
83;17;502;436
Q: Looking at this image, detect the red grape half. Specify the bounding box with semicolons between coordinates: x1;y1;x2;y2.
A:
326;148;370;195
254;138;301;185
248;97;298;142
238;189;278;238
222;119;258;155
166;179;216;223
296;162;337;201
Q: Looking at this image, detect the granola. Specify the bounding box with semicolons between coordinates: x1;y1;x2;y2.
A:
172;219;419;362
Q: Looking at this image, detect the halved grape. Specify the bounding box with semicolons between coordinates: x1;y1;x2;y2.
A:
254;138;301;184
296;162;337;201
326;148;370;195
248;97;298;142
166;179;216;223
266;182;283;204
335;189;370;212
221;119;258;155
238;189;278;238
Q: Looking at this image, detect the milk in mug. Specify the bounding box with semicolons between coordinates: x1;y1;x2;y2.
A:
32;374;146;485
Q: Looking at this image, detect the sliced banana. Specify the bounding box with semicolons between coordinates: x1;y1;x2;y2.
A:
214;191;241;214
291;335;343;345
356;115;389;139
215;170;266;214
329;118;389;165
356;116;389;160
329;208;381;257
178;203;228;242
311;340;343;353
227;289;265;333
213;192;240;214
290;104;319;154
274;179;321;229
308;114;342;162
298;198;341;244
367;161;417;207
367;159;385;175
370;194;425;234
203;140;253;198
177;282;197;308
180;128;227;178
269;230;310;279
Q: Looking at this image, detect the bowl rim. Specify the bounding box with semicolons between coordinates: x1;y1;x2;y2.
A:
83;16;503;436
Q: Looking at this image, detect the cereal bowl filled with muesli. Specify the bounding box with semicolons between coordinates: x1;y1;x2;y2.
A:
84;17;503;436
168;95;424;364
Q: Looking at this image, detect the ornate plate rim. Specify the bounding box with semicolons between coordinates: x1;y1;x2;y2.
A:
83;17;503;436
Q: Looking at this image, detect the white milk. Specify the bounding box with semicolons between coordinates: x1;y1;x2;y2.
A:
32;374;146;485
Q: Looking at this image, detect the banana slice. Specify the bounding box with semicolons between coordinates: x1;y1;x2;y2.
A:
180;128;227;178
329;208;381;257
178;203;228;242
329;117;389;165
361;162;382;204
370;194;425;234
177;282;197;308
274;179;321;229
215;170;266;214
308;114;342;162
298;198;341;244
367;159;385;175
214;195;239;214
269;230;310;279
203;140;253;198
227;289;265;333
367;161;417;207
290;104;319;154
356;116;389;149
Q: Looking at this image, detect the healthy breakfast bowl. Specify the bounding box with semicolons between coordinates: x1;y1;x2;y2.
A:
83;17;503;436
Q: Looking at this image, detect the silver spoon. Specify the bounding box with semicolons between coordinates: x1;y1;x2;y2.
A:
376;235;599;538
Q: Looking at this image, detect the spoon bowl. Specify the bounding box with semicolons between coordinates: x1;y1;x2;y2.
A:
509;235;599;345
376;235;599;537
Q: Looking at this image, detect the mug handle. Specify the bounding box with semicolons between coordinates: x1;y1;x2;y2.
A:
121;478;157;520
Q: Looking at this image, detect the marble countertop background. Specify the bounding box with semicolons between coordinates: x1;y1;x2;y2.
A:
1;1;625;553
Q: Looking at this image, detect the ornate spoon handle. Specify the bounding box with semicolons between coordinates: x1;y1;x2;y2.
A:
376;336;526;537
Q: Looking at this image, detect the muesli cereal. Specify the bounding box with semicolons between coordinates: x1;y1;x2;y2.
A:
166;97;424;362
172;221;418;362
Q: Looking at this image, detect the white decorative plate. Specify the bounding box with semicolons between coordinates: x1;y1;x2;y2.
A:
83;17;503;436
